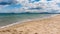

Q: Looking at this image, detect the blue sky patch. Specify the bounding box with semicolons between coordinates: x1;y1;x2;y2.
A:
29;0;40;3
56;3;60;7
47;0;52;1
4;4;22;9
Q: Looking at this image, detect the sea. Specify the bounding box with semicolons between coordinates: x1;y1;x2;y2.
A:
0;13;55;27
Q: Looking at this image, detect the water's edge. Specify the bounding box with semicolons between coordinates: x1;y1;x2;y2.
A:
0;14;59;28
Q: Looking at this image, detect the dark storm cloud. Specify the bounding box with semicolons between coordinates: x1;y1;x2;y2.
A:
0;0;17;5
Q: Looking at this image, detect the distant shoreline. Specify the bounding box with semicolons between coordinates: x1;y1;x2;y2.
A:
0;12;60;14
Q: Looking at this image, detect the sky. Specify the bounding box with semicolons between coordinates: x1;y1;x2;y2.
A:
0;0;60;13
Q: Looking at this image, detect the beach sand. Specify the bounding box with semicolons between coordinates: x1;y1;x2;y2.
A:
0;14;60;34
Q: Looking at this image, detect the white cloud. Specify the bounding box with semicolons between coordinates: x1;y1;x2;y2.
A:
17;0;60;13
0;0;60;13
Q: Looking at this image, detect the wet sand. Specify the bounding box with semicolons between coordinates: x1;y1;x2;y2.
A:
0;14;60;34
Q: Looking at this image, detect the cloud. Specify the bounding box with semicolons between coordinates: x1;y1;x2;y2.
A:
18;0;60;13
0;0;17;5
0;0;60;13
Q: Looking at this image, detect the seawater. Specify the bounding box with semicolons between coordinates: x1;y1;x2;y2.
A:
0;13;54;26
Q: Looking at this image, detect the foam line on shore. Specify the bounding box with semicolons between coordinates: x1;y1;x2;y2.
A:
0;14;59;28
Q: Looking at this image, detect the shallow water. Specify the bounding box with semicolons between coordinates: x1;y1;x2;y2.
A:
0;13;54;26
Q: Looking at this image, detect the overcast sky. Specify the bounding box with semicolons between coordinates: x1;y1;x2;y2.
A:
0;0;60;13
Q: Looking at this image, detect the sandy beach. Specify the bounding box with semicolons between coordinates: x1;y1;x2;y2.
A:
0;14;60;34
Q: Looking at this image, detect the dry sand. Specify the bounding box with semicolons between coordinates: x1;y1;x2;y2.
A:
0;14;60;34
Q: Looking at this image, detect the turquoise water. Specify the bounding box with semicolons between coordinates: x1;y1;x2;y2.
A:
0;14;53;26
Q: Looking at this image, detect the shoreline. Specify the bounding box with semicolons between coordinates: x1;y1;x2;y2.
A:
0;14;59;28
0;14;60;34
